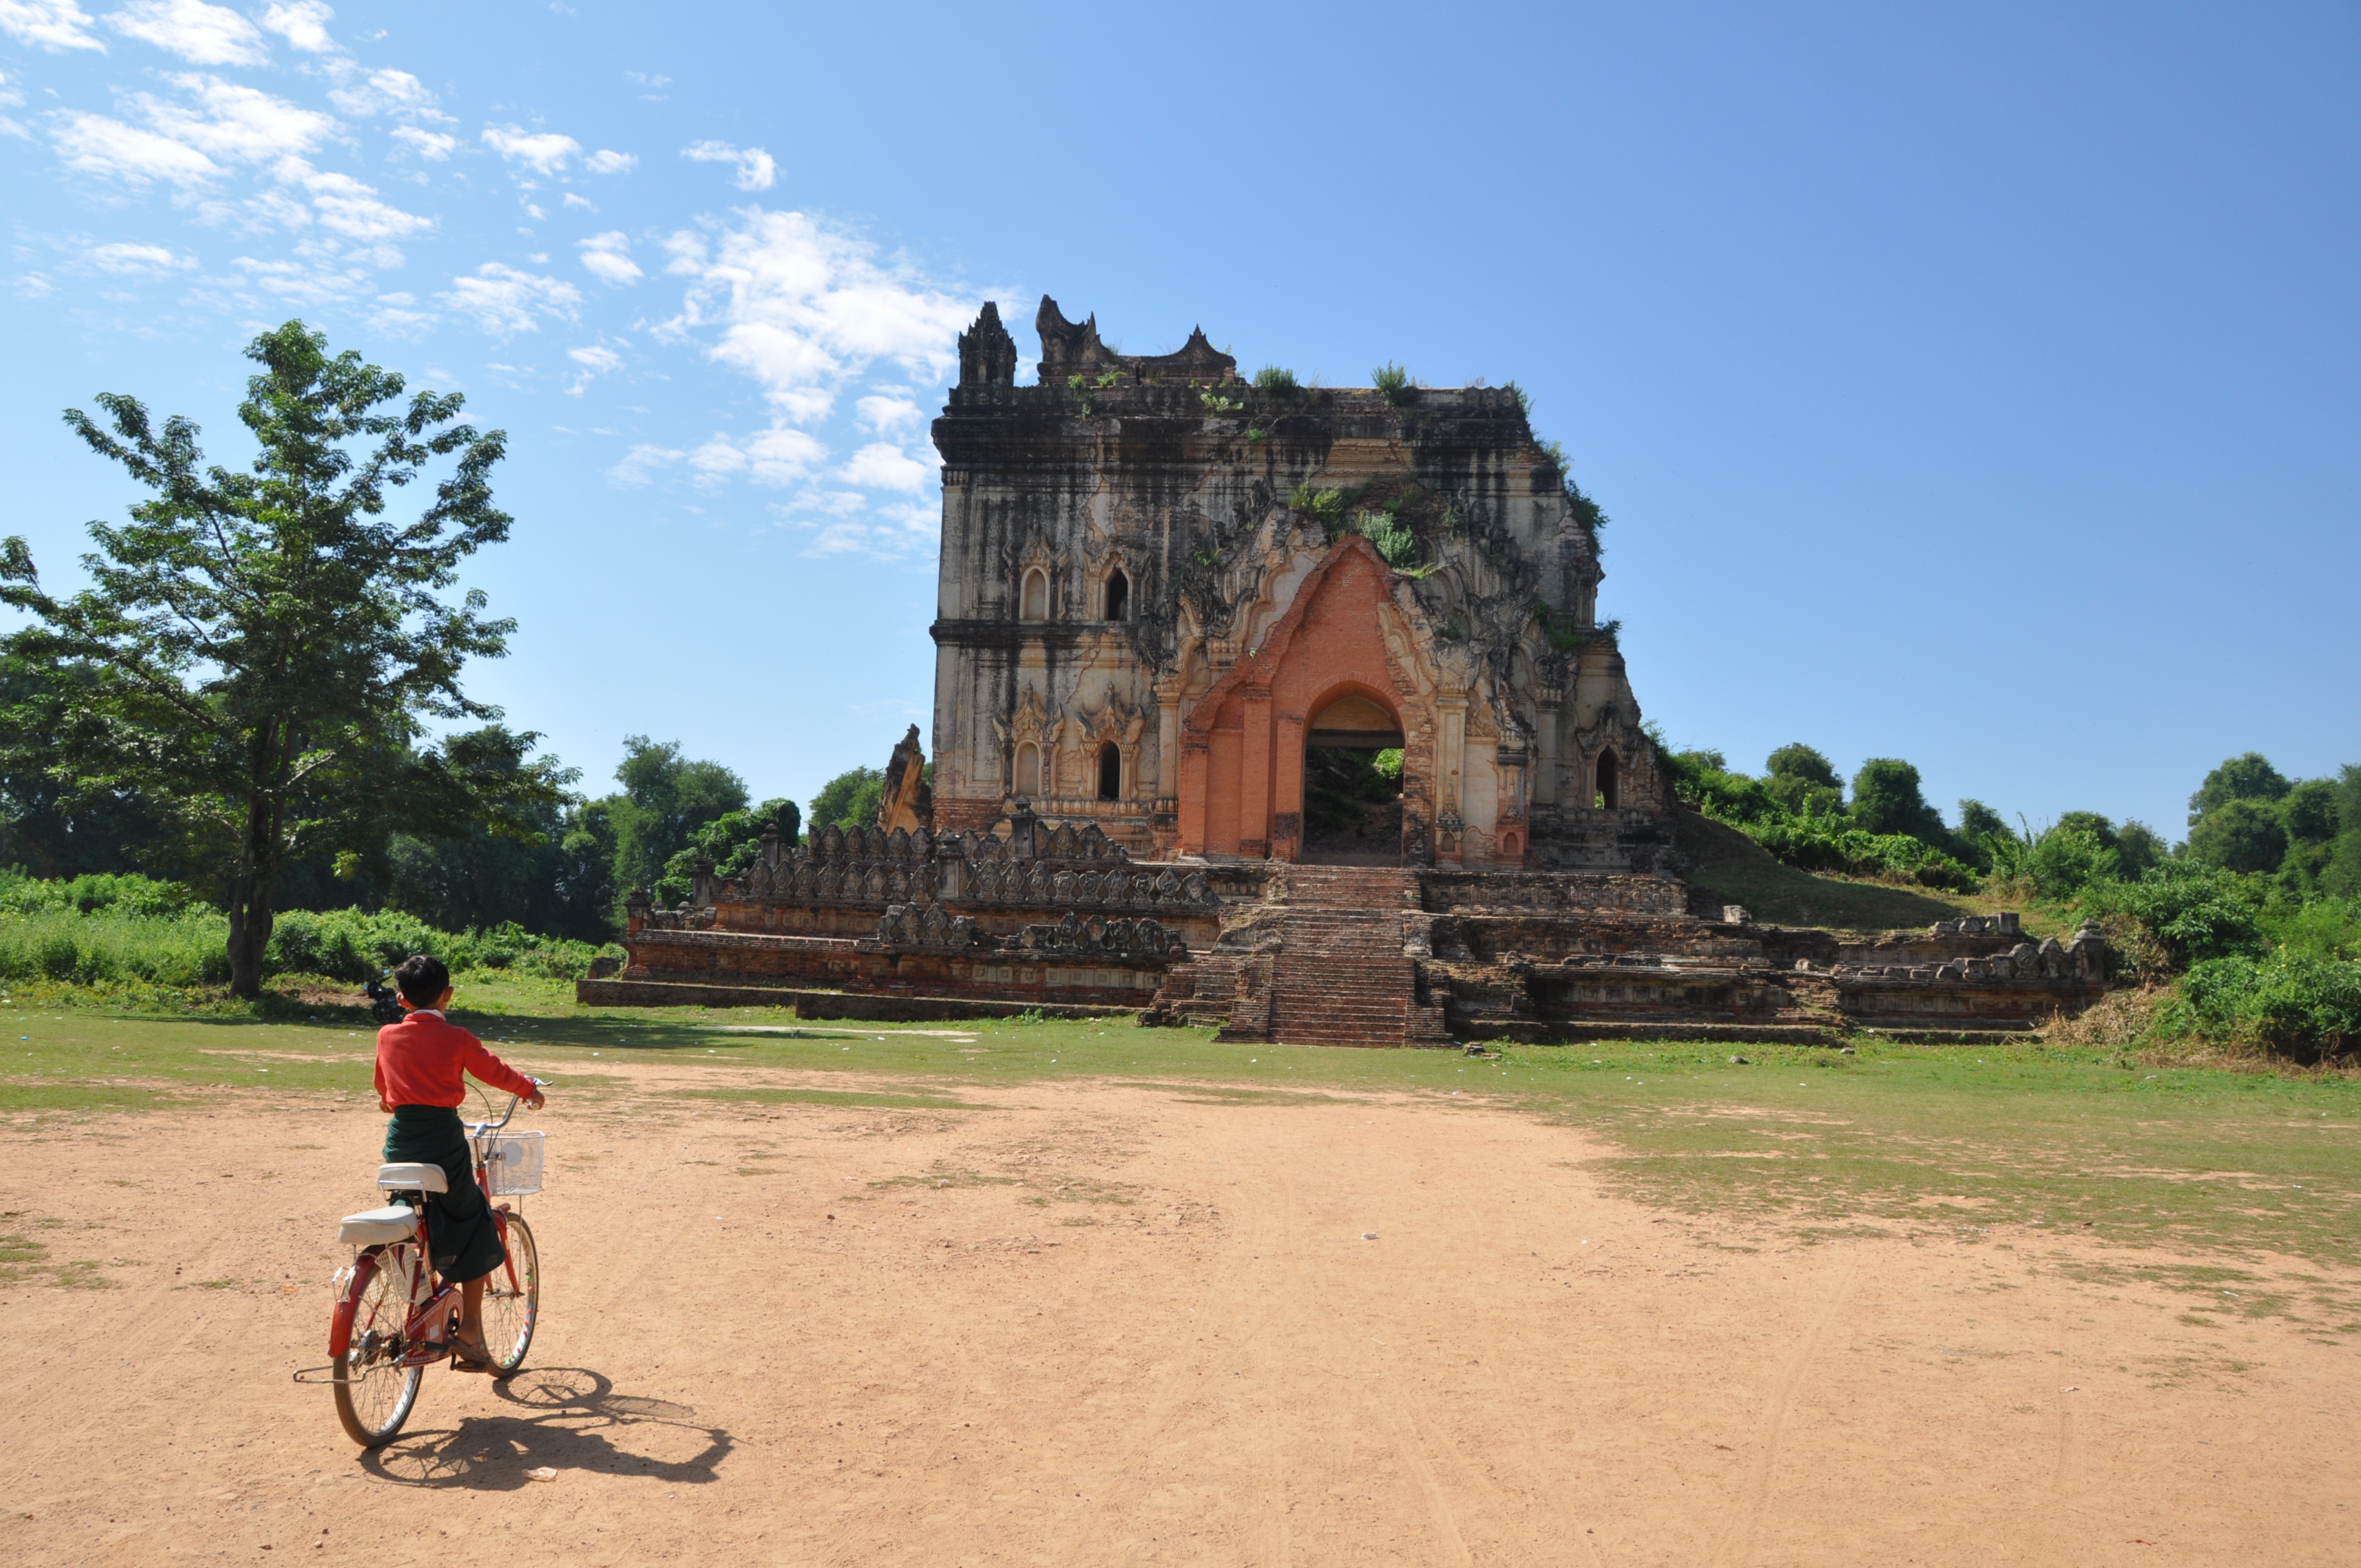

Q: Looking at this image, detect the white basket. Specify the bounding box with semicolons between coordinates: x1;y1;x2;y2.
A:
474;1129;544;1196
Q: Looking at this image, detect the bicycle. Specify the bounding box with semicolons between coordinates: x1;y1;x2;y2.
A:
295;1081;547;1448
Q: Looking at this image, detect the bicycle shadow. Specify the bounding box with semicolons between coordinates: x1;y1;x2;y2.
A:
360;1366;733;1489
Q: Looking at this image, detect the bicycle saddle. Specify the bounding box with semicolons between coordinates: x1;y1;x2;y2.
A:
374;1162;449;1194
338;1205;421;1245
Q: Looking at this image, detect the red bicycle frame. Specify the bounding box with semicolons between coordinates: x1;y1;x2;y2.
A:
327;1154;521;1364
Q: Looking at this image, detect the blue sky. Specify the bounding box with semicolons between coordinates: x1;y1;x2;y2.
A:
3;0;2354;838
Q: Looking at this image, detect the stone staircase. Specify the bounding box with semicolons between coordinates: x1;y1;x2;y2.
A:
1186;865;1451;1048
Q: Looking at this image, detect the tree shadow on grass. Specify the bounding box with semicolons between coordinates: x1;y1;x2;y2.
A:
361;1365;731;1489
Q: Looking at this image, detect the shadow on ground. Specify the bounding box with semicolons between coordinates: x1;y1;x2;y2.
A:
362;1366;732;1489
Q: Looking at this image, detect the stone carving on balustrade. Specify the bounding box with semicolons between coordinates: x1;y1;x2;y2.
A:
1841;922;2112;987
1017;912;1185;960
715;821;940;909
876;901;984;949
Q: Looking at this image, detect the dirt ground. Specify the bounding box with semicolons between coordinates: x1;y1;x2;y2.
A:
3;1062;2357;1567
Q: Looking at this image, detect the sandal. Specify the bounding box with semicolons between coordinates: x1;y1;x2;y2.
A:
448;1335;496;1373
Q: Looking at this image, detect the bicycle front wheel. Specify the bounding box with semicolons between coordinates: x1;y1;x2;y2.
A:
482;1213;539;1376
333;1245;425;1448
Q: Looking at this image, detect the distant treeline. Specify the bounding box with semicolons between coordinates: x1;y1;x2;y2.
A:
1665;739;2361;1058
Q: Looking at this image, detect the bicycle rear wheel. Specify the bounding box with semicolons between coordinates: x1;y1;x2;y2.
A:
333;1244;425;1448
481;1213;539;1376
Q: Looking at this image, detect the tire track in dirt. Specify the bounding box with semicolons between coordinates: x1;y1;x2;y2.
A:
1712;1257;1857;1566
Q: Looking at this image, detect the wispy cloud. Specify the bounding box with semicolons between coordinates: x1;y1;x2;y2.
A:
440;260;582;335
577;230;639;286
481;123;579;176
275;156;429;241
329;66;439;119
87;239;195;273
608;442;685;484
681;139;775;192
0;0;104;52
565;342;621;393
105;0;267;66
659;206;971;426
256;0;336;53
838;441;928;492
584;148;634;175
389;123;454;160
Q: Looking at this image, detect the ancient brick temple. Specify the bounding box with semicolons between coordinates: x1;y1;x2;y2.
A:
928;297;1667;871
585;297;2114;1044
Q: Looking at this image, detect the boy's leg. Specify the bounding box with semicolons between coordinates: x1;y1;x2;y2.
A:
460;1274;485;1342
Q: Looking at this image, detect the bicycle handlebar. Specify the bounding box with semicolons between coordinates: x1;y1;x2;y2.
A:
471;1077;547;1136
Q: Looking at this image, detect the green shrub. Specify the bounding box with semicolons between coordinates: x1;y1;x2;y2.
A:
1288;482;1347;529
0;907;231;987
2078;860;2266;975
1372;363;1416;407
1252;366;1298;395
2173;951;2361;1061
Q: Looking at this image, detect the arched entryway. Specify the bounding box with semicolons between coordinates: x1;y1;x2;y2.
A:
1299;687;1406;864
1178;537;1432;863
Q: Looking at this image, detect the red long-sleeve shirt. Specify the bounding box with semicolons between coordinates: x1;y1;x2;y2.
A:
374;1010;536;1111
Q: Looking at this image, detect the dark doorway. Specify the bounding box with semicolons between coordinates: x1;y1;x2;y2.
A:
1103;570;1129;622
1097;742;1122;801
1300;692;1407;863
1595;750;1620;810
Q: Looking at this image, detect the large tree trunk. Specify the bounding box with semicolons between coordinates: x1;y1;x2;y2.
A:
225;736;282;1000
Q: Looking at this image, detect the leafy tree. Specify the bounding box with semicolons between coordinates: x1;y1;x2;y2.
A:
552;796;622;938
1764;743;1843;816
2188;752;2291;824
2187;798;2288;874
2081;860;2266;975
1849;758;1946;843
2114;820;2167;880
609;736;747;896
656;797;800;904
0;656;175;877
1765;744;1840;791
375;725;581;936
0;322;535;996
810;766;885;832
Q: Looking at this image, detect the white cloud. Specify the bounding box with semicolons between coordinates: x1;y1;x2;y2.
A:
51;110;220;184
584;148;634;175
838;440;927;492
138;75;334;162
608;442;683;484
389;124;454;160
855;392;920;433
565;343;620;394
562;191;594;211
87;239;194;272
576;230;639;286
681;139;775;191
330;67;438;119
273;156;429;241
685;426;825;487
797;497;940;561
106;0;266;65
227;244;375;306
440;261;582;335
1;0;104;51
257;0;334;52
659;207;972;425
482;123;579;176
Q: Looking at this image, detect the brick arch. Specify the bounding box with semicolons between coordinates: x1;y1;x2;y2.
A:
1178;537;1431;860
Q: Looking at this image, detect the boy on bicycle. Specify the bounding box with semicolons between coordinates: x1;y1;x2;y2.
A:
374;954;545;1372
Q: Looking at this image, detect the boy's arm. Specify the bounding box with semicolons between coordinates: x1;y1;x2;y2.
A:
457;1031;539;1100
374;1046;394;1113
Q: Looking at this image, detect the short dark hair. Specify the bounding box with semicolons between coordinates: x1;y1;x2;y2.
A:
394;954;450;1006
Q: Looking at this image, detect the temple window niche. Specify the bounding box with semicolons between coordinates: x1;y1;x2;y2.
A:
1097;741;1123;801
1595;750;1620;810
1015;742;1042;797
1103;568;1130;623
1019;567;1050;621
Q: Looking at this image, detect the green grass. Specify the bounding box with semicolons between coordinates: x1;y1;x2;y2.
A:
4;981;2357;1298
1672;810;1973;929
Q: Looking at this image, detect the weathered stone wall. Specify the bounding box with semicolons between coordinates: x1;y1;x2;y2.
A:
929;296;1669;870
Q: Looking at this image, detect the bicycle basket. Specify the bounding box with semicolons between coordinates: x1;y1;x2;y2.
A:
473;1129;544;1196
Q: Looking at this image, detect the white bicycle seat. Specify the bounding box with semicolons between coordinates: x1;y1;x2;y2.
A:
374;1162;449;1194
338;1205;421;1246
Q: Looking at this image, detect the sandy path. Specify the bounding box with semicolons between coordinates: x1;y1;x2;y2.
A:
1;1071;2356;1566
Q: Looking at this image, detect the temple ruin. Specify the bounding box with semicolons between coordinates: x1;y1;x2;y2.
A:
584;297;2112;1045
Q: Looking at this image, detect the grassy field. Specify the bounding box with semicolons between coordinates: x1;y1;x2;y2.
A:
4;978;2357;1312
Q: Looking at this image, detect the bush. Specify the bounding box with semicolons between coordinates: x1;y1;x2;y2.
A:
2078;860;2266;976
0;906;231;987
1371;363;1416;407
2173;951;2361;1061
1252;366;1298;395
